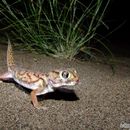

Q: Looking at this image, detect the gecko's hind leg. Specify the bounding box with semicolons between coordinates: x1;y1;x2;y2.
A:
0;72;13;82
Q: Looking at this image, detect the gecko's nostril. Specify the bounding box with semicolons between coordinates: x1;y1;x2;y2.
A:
76;78;79;84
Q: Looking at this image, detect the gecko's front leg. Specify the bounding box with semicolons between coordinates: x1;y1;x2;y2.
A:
31;90;41;109
30;79;48;110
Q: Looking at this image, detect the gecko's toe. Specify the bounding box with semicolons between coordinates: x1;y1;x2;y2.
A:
33;103;48;110
36;106;48;110
41;106;48;110
0;81;3;83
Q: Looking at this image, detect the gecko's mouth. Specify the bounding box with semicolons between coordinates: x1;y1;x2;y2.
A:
48;79;78;88
65;79;79;86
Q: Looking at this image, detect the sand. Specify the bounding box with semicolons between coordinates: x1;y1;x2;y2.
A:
0;44;130;130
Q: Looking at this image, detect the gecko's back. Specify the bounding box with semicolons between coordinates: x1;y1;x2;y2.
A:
6;39;45;89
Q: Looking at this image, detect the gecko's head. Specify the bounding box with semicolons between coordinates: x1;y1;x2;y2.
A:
48;68;79;88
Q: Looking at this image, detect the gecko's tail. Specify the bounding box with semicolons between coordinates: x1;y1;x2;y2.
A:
7;38;15;71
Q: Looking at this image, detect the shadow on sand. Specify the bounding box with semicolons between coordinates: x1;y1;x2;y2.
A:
2;80;79;101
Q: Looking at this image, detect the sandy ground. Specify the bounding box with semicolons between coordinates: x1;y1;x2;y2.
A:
0;44;130;130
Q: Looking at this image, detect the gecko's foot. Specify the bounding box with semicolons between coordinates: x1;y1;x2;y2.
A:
35;106;48;110
33;103;48;110
0;81;3;83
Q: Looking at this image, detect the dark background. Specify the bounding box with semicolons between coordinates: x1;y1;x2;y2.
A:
104;0;129;57
0;0;129;57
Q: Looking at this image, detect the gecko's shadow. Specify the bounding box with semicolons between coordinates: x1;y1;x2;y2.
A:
2;80;79;101
39;88;79;101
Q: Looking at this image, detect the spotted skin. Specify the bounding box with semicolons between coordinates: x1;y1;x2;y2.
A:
7;39;15;71
0;39;79;109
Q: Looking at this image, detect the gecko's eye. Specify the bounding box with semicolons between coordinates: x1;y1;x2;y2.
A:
61;71;69;79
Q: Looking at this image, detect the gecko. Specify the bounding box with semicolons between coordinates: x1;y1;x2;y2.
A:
0;39;79;109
